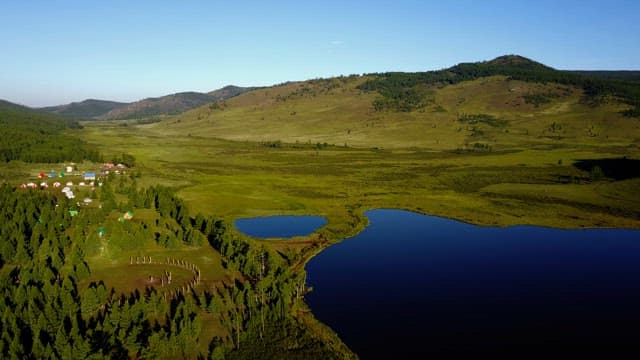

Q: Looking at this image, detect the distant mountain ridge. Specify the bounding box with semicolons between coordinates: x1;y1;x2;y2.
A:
31;57;640;120
39;85;257;120
96;91;214;120
40;99;128;119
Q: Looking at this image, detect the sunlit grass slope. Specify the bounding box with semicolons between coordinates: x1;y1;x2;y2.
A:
148;75;639;151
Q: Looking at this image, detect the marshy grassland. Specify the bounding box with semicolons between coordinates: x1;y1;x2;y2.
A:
77;74;640;241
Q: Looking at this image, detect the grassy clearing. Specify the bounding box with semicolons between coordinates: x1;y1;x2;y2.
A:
84;244;239;294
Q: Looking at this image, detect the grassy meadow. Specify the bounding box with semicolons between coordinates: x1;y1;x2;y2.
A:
76;74;640;238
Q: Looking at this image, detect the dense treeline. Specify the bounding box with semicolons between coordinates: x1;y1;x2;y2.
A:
0;100;101;163
0;183;220;358
359;55;640;114
0;177;347;358
567;70;640;83
203;214;343;357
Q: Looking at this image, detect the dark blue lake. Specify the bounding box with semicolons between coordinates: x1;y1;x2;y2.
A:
235;215;327;238
305;209;640;358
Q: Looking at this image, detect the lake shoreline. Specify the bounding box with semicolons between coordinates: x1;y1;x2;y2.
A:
303;209;640;358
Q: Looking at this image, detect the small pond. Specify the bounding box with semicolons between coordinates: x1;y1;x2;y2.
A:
234;215;327;238
305;209;640;358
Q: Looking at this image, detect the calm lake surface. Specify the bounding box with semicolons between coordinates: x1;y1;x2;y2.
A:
235;215;326;238
305;209;640;358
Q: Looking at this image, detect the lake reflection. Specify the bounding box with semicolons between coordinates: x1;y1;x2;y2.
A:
305;209;640;358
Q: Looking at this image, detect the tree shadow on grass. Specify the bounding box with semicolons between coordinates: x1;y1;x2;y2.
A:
573;158;640;180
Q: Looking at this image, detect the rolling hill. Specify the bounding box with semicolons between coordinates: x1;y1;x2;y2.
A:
96;91;215;120
0;99;100;162
39;85;256;120
99;86;258;120
39;99;127;119
208;85;260;100
147;55;640;150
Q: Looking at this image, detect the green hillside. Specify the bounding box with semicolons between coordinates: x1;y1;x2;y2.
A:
39;99;127;119
208;85;261;99
360;55;640;113
567;70;640;82
0;100;101;163
79;55;640;232
147;56;639;151
38;86;257;121
98;91;214;120
97;86;256;120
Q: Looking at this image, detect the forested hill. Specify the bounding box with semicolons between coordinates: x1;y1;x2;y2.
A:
566;70;640;83
96;92;215;120
40;99;128;120
97;86;257;120
0;100;101;162
37;86;258;121
208;85;260;100
359;55;640;115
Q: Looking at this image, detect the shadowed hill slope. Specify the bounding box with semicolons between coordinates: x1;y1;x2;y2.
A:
39;86;256;120
40;99;127;119
0;99;101;162
97;91;214;120
98;86;257;120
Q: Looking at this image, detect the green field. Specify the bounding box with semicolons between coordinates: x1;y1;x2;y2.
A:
3;66;640;358
77;74;640;234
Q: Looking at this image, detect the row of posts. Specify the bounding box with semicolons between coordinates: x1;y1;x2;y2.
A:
130;255;202;300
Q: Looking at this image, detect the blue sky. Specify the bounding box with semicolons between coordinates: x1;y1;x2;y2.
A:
1;0;639;107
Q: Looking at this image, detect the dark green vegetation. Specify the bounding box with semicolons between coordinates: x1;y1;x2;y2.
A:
0;178;351;359
359;55;640;115
573;157;640;181
568;70;640;82
39;99;128;120
0;100;100;163
208;85;261;102
0;183;217;358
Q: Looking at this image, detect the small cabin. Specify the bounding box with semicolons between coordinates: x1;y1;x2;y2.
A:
83;172;96;181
